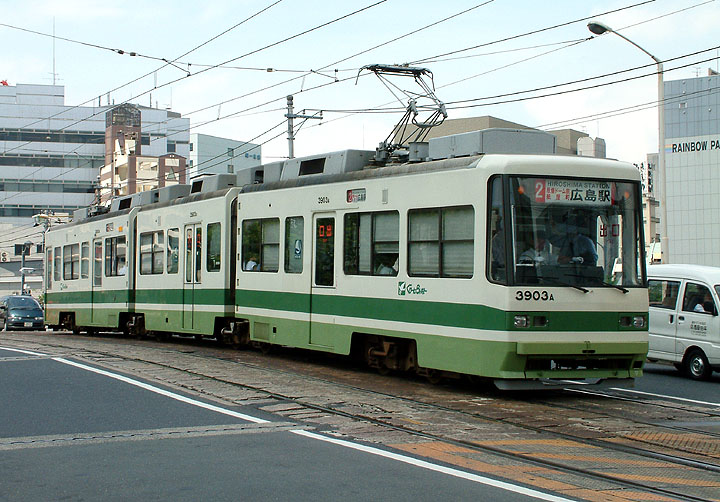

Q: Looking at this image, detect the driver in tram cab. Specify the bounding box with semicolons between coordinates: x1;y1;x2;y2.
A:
555;215;598;266
518;230;556;264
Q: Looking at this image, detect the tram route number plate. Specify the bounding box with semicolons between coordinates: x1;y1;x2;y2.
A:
515;290;555;301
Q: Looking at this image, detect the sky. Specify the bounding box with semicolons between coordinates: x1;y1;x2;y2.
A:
0;0;718;165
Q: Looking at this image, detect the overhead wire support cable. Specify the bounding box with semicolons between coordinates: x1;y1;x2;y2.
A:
409;0;656;65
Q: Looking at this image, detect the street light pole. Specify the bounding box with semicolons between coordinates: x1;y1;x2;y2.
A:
588;22;668;263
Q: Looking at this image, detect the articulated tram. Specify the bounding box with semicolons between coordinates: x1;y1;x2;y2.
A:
44;144;648;389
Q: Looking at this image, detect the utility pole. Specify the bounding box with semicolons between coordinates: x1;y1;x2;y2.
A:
20;241;32;295
285;95;322;159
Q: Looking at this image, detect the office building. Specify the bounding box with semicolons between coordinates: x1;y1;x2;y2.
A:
663;70;720;265
0;83;189;296
188;133;261;179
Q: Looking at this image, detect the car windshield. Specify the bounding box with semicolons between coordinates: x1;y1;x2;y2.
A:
489;176;645;288
7;297;41;309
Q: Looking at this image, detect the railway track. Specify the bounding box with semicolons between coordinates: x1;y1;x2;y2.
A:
4;331;720;502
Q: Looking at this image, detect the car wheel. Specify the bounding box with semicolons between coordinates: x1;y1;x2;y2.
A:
684;349;712;380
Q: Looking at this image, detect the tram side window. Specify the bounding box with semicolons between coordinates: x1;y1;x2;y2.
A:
105;236;127;277
648;279;680;309
242;218;279;272
47;249;52;288
487;176;506;284
408;206;474;278
93;241;102;287
63;243;80;280
80;242;89;279
140;231;164;275
53;246;61;281
167;228;179;274
344;211;399;276
284;216;304;274
206;222;221;272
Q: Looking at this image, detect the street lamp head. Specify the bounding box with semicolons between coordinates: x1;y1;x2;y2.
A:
587;22;612;35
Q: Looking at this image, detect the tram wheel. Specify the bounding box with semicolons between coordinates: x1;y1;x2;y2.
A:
424;369;444;385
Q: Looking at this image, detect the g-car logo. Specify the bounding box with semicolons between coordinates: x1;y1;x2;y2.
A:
398;281;427;296
398;281;407;296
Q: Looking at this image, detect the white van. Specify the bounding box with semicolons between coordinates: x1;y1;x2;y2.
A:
647;264;720;380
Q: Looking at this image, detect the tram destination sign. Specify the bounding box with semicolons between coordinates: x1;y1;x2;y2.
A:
533;178;613;206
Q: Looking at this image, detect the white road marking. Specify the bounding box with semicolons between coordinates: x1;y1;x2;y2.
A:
291;430;576;502
51;357;271;424
0;347;50;357
610;387;720;407
1;345;580;499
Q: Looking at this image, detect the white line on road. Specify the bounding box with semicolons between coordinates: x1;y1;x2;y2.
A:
1;346;580;500
610;387;720;407
291;430;576;502
51;357;271;424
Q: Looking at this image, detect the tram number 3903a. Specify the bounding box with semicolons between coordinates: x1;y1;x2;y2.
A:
516;290;555;301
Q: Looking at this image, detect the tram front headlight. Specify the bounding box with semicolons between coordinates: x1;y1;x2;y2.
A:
514;315;529;328
632;316;646;328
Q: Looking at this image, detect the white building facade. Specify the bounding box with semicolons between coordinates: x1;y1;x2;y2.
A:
188;133;261;179
663;71;720;265
0;83;189;296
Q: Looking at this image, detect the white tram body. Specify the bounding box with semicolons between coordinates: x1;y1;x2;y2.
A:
45;148;649;389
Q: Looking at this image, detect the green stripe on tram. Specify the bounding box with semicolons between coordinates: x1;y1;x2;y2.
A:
47;288;646;333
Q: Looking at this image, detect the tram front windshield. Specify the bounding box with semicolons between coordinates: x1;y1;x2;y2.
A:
488;176;645;288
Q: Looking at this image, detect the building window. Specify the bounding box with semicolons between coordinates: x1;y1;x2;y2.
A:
189;143;194;152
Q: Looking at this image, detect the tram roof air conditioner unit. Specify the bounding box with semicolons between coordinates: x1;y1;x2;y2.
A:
280;150;374;181
156;184;191;203
428;128;556;160
191;173;236;194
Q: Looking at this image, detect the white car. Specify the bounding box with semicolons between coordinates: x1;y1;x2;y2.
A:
647;264;720;380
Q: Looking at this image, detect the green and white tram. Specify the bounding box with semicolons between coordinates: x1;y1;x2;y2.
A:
44;149;648;389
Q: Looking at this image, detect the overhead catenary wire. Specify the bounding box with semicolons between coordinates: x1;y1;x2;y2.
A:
0;0;391;206
408;0;656;65
0;0;708;216
0;0;288;151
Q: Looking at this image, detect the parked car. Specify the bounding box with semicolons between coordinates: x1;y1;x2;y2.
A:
0;295;45;331
647;264;720;380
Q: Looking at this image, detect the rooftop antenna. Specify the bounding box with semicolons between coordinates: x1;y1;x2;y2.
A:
52;18;56;85
357;64;447;164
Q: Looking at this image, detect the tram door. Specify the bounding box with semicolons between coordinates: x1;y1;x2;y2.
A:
91;239;103;324
183;224;202;330
310;214;335;347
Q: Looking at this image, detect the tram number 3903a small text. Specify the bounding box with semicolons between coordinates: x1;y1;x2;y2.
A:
516;290;555;301
318;196;330;204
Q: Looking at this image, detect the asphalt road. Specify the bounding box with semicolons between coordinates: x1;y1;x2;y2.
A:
633;361;720;406
0;347;566;502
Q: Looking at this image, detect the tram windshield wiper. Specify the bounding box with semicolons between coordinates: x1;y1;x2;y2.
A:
598;280;629;294
539;276;589;293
